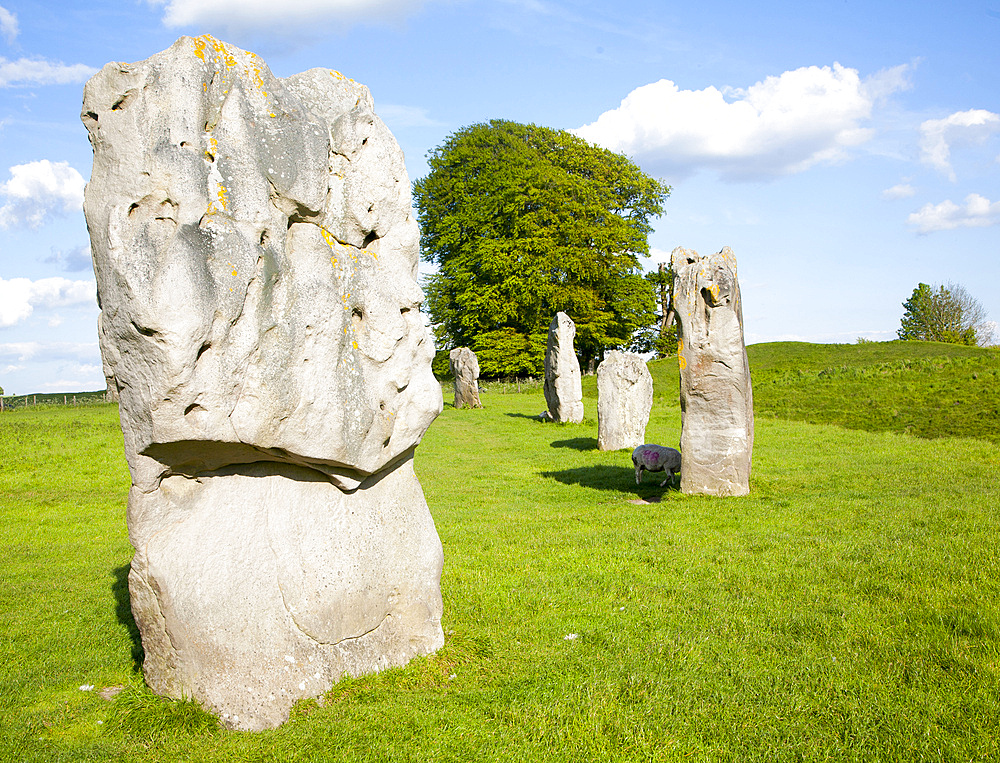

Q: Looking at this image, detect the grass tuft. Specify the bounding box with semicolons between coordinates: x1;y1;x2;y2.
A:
104;687;220;738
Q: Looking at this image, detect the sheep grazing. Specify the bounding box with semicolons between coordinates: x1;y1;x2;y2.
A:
632;444;681;487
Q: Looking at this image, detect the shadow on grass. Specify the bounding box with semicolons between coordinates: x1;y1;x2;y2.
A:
550;437;598;451
541;464;677;497
505;413;546;422
113;564;144;672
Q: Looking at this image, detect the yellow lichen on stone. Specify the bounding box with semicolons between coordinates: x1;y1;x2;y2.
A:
250;66;265;91
206;171;229;217
210;36;237;68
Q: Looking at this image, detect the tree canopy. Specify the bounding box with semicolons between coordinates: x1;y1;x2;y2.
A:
413;120;670;377
898;282;992;346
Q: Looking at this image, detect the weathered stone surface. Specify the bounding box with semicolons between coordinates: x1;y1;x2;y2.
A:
543;312;584;423
82;35;444;730
671;246;754;496
597;351;652;451
449;347;482;409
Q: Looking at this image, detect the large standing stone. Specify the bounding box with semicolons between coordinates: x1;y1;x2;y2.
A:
671;246;754;496
543;312;584;423
82;36;444;730
597;351;653;451
449;347;482;409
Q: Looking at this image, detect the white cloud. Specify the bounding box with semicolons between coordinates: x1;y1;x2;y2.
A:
746;329;897;344
0;160;86;229
0;57;98;87
39;364;105;391
918;109;1000;182
982;321;998;346
907;193;1000;233
376;104;445;129
0;5;18;44
574;63;911;182
0;341;41;360
0;276;96;327
0;341;99;361
0;343;104;395
150;0;429;32
44;243;93;272
648;247;673;265
881;183;916;200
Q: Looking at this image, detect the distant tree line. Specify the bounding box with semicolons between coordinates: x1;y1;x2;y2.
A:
898;282;993;346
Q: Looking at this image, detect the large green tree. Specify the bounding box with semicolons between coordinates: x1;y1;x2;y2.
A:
898;282;992;346
413;120;670;377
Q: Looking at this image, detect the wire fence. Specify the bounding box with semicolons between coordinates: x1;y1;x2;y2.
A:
1;379;544;413
0;390;114;412
477;376;545;394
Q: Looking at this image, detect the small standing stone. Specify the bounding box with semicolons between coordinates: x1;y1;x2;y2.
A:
449;347;482;409
671;246;754;496
543;312;584;423
597;350;652;451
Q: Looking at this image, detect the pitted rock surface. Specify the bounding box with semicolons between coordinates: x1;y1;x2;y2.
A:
449;347;482;409
597;351;652;451
83;36;444;730
671;246;754;496
543;312;584;423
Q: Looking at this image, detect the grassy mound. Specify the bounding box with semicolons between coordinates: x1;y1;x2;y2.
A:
636;340;1000;445
748;341;1000;444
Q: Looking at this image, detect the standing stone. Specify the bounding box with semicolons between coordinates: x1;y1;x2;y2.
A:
671;246;754;496
596;351;653;451
543;312;584;423
82;36;444;730
449;347;482;409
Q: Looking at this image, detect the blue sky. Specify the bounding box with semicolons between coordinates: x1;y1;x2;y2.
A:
1;0;998;394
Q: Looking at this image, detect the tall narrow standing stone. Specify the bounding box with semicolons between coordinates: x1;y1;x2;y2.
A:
671;246;754;496
82;36;444;730
543;312;584;423
449;347;482;409
597;350;653;451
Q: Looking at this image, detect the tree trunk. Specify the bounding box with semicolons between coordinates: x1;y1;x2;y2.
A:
658;263;674;333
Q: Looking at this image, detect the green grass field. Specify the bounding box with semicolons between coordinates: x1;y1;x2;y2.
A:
748;341;1000;445
2;342;999;761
